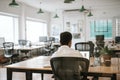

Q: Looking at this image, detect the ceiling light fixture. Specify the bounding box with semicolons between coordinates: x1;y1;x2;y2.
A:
37;8;44;14
80;0;87;12
9;0;19;7
53;9;59;18
37;2;44;14
88;11;93;17
88;7;93;17
80;5;86;12
54;14;59;18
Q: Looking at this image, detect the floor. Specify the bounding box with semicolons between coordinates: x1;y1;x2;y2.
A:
0;67;120;80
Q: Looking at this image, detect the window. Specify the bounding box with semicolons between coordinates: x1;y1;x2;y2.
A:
90;19;112;38
0;14;18;43
26;20;47;42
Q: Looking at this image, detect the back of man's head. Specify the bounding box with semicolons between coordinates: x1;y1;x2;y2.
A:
60;31;72;45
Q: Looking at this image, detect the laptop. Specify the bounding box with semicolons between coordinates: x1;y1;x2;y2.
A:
80;51;90;60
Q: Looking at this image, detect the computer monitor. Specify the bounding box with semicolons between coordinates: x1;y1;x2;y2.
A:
48;37;55;42
39;36;48;42
96;35;104;41
115;36;120;44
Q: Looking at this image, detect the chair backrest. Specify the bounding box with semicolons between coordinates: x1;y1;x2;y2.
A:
50;57;89;80
88;41;95;57
18;40;27;46
3;42;14;58
75;42;90;51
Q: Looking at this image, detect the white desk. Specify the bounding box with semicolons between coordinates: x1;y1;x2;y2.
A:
14;45;45;57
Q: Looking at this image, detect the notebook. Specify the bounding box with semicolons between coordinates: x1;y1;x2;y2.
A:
80;51;90;60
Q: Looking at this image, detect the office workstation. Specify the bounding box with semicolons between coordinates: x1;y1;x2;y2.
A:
0;0;120;80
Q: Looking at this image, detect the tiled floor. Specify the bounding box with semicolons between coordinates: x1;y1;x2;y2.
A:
0;67;120;80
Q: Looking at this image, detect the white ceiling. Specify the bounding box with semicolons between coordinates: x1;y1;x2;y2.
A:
17;0;120;12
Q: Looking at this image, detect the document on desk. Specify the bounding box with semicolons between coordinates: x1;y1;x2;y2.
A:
43;63;51;68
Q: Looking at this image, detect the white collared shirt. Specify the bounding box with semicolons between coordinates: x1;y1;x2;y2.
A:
51;45;83;58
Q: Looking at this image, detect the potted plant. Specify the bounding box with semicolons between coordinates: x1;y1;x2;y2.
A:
99;46;113;66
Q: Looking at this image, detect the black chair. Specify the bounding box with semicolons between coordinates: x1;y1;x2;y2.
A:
3;42;19;64
50;57;89;80
75;42;90;51
75;42;91;59
43;37;56;56
18;40;31;60
88;41;95;57
18;40;27;46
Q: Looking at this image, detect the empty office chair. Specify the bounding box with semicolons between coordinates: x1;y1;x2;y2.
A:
75;42;91;58
18;40;27;47
18;40;30;60
3;42;19;64
42;37;56;56
50;57;90;80
75;42;90;51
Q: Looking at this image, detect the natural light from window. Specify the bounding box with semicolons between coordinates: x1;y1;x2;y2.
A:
26;20;47;42
0;14;18;43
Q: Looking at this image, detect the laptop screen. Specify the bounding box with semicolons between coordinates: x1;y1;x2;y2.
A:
80;51;90;60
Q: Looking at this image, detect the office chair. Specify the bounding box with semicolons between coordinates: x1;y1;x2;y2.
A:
88;41;95;57
75;42;91;57
3;42;19;64
75;42;90;51
18;40;27;47
43;37;56;56
50;57;90;80
18;40;30;60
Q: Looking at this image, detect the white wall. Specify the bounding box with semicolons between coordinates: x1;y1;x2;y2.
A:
0;0;51;40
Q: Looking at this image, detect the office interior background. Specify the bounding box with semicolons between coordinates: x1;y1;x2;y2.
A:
0;0;120;47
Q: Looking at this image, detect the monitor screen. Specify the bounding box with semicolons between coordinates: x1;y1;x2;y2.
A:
96;35;104;41
39;36;47;42
115;36;120;44
48;37;55;41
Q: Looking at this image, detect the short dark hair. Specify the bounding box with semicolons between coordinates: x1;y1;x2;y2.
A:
60;31;72;45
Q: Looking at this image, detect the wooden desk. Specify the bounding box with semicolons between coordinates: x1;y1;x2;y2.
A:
5;56;119;80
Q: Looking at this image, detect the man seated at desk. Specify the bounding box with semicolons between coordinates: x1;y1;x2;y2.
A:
51;31;83;80
51;31;82;58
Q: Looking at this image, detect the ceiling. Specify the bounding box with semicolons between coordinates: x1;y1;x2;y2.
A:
17;0;120;12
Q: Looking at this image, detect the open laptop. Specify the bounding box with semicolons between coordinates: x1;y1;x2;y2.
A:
80;51;90;60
